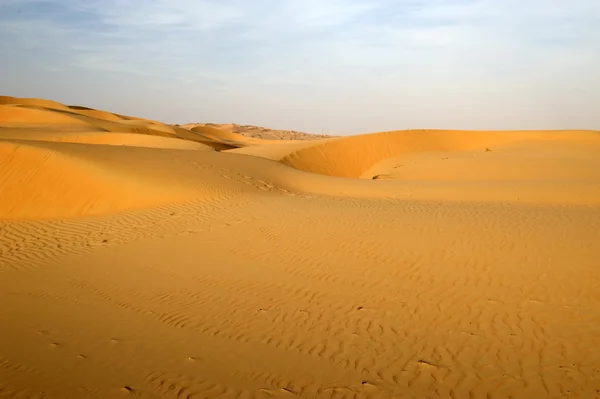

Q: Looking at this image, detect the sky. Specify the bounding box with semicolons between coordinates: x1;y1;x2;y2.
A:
0;0;599;134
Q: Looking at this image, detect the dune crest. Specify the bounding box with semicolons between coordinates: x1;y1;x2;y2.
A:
0;95;72;110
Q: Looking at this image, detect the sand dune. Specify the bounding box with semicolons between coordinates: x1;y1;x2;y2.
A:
230;129;600;206
188;124;260;147
1;97;600;398
0;140;196;220
0;131;213;150
180;122;331;141
276;129;599;178
59;107;128;122
0;104;93;125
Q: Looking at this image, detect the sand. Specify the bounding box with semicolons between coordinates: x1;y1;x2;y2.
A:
1;97;600;399
179;123;332;141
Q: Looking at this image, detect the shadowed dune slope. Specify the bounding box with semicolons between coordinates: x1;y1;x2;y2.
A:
188;124;266;148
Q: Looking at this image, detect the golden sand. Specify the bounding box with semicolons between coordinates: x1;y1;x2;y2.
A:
1;97;600;398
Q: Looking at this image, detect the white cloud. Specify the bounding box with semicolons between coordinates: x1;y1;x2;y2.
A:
72;0;243;31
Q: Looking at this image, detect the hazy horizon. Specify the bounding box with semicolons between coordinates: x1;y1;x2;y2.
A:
1;0;599;135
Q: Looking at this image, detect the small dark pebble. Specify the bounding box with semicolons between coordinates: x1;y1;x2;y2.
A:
356;306;363;310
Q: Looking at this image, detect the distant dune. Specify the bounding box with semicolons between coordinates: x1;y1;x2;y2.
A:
179;122;332;141
1;96;600;398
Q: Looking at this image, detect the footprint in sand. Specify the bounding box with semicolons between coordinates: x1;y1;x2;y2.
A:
120;386;135;394
417;359;443;369
258;388;296;397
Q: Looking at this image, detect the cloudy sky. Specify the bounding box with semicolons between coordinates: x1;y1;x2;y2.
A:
1;0;599;134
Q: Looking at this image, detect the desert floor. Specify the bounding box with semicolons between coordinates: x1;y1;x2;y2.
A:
1;96;600;398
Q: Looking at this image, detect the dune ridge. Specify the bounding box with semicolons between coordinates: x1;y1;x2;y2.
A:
1;96;600;398
277;129;600;178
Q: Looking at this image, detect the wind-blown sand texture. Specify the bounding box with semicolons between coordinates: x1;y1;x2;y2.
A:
1;96;600;398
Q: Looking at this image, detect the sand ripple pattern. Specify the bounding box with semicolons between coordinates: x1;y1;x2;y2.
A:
3;196;599;398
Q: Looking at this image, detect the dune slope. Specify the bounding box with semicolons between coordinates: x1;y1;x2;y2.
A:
0;140;199;220
276;129;600;178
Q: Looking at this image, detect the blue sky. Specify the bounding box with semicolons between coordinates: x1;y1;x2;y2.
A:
1;0;599;134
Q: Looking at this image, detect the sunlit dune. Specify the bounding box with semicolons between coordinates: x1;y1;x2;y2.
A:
0;141;193;220
277;129;599;178
1;97;600;399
